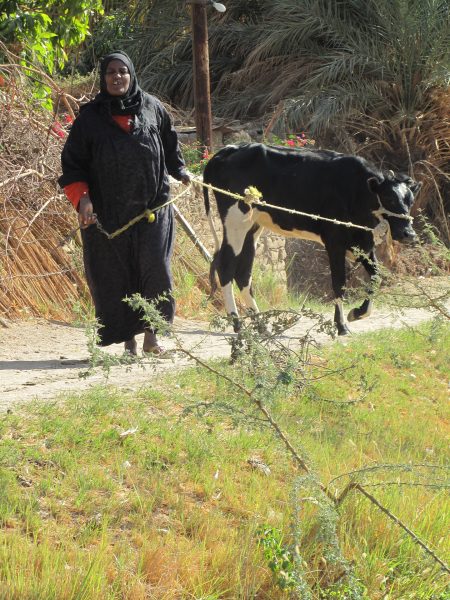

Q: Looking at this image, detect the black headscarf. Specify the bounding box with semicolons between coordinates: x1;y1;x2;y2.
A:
88;50;144;116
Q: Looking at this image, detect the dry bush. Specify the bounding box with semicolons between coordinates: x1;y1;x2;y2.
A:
345;86;450;246
413;87;450;243
0;55;86;321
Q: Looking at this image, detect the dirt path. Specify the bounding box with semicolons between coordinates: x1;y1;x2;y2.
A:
0;305;442;412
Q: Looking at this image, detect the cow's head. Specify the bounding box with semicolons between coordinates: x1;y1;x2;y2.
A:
368;172;421;243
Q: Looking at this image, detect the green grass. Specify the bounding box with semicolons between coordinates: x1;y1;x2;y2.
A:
0;321;449;599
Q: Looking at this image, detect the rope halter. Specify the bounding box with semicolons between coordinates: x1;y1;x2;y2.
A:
373;195;414;222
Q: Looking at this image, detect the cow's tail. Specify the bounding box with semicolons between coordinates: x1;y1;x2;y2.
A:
203;178;221;253
202;177;221;297
209;250;219;297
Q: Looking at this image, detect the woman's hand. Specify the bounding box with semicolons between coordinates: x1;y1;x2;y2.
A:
78;195;97;229
180;172;191;186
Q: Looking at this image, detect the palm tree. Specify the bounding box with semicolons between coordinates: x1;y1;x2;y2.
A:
222;0;449;236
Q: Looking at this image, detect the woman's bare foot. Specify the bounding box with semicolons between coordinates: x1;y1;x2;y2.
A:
124;337;137;355
143;331;170;356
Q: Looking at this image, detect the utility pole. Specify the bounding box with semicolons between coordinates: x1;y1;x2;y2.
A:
187;0;226;153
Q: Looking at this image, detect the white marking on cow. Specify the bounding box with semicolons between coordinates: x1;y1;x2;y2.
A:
220;205;325;322
253;208;324;244
223;203;254;255
222;282;238;316
240;283;259;312
335;299;345;323
395;182;408;199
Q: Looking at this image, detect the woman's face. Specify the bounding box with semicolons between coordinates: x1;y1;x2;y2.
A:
104;59;131;96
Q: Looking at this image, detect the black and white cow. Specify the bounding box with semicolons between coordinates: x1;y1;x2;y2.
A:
203;143;421;335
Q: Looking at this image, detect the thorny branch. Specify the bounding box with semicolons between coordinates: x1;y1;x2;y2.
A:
176;320;450;576
177;345;326;489
355;484;449;574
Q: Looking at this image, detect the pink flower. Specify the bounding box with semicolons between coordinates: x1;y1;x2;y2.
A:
64;114;74;124
286;139;295;147
51;121;66;138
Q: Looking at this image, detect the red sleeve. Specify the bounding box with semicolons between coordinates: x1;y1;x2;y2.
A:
112;115;133;132
64;181;89;211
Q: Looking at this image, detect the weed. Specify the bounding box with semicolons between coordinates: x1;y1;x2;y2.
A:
257;525;310;594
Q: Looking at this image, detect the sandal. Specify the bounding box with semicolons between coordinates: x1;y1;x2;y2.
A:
124;338;137;355
143;345;174;358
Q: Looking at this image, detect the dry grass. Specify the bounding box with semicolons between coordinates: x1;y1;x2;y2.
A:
0;56;86;320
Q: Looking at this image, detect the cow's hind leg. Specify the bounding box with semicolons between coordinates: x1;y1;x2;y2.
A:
214;207;255;332
235;225;261;314
347;250;378;322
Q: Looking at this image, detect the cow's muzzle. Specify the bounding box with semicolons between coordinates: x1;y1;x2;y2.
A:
392;223;418;245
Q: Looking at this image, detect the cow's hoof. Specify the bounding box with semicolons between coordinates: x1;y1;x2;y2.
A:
337;324;351;336
232;316;241;333
347;305;371;322
347;308;358;322
348;299;372;322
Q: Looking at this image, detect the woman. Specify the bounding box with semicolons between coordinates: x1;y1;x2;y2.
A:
59;51;190;355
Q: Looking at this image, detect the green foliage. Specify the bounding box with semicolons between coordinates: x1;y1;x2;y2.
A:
180;141;210;174
77;8;137;74
0;0;103;73
266;132;316;148
251;0;449;130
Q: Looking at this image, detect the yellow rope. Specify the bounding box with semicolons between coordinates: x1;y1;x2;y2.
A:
96;185;191;239
95;174;407;242
193;178;375;232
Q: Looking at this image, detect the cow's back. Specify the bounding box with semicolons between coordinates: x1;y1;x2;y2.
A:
203;143;376;220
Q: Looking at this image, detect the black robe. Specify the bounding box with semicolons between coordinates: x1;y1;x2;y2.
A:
59;93;187;346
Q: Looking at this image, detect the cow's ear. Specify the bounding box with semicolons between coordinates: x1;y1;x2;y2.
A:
367;176;382;193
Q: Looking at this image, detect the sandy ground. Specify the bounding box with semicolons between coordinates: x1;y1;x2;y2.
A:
0;304;442;413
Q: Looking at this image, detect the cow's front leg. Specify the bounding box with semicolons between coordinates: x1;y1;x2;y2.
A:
215;243;241;332
327;245;350;335
219;204;255;332
347;250;378;322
